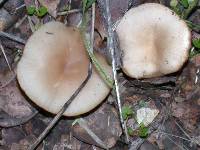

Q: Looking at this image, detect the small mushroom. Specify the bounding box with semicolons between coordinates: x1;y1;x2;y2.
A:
17;21;112;116
116;3;191;79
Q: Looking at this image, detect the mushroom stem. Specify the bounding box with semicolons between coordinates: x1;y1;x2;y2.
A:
28;63;92;150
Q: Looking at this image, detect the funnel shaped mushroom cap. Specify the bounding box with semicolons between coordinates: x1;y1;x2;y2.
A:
17;21;112;116
116;3;191;79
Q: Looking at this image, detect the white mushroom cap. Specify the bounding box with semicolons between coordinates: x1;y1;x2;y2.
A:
17;21;112;116
116;3;191;79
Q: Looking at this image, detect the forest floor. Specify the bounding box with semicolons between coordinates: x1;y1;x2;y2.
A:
0;0;200;149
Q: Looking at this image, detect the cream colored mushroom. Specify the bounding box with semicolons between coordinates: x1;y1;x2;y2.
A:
116;3;191;79
17;21;112;116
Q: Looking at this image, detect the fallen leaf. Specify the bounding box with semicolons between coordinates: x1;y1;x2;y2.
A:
136;107;159;126
72;103;122;148
173;55;200;132
0;78;37;127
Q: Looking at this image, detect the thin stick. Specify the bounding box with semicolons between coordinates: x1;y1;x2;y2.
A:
175;121;192;139
80;18;113;88
0;73;16;89
15;4;26;12
57;9;81;16
0;31;26;44
28;63;92;150
159;130;200;149
15;15;28;28
27;16;35;33
0;40;12;71
166;136;188;150
104;0;129;142
175;121;200;146
0;0;7;5
185;20;200;31
157;131;192;142
90;3;95;51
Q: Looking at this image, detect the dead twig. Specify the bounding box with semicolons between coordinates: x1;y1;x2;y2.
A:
175;120;200;146
0;40;12;71
28;63;92;150
28;16;35;32
0;31;26;44
156;130;198;144
57;9;81;16
104;0;129;142
27;16;35;33
15;15;28;28
166;136;189;150
0;0;7;6
79;4;108;149
70;5;108;149
71;4;108;149
15;4;26;11
0;73;16;89
129;138;144;150
97;0;122;68
90;3;95;51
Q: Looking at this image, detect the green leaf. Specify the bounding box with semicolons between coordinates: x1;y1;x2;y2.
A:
189;48;200;58
82;0;96;13
139;123;149;138
180;0;189;8
188;0;197;5
186;20;200;31
80;1;114;89
170;0;182;16
183;0;198;19
127;127;134;136
82;0;88;13
122;106;134;120
36;6;48;17
170;0;178;7
192;39;200;49
190;39;200;58
27;6;36;15
80;15;114;88
86;0;96;10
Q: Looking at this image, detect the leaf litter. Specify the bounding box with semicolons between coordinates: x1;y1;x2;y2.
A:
0;0;200;149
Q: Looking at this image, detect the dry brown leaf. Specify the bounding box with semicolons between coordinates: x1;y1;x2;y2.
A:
0;78;37;127
72;103;122;148
173;55;200;132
